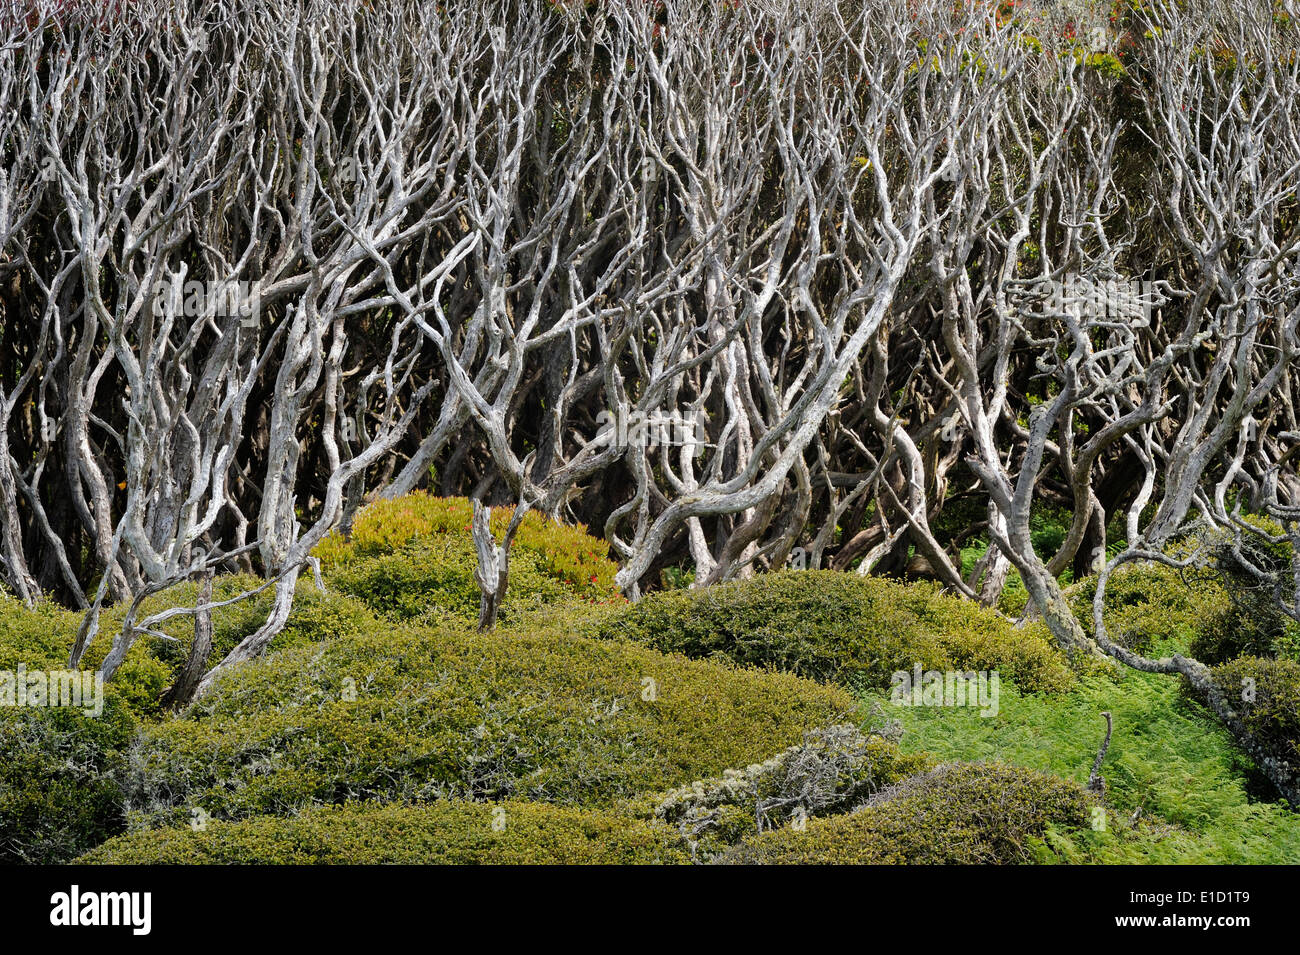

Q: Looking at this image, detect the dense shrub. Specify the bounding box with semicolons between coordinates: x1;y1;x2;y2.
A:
1068;560;1229;656
1187;531;1300;664
4;577;381;721
78;799;689;865
0;592;79;667
0;696;136;863
314;494;623;618
647;724;931;857
123;619;854;829
596;571;1073;693
1191;603;1300;665
0;594;135;862
325;537;592;624
1066;531;1300;664
1203;656;1300;807
719;762;1092;864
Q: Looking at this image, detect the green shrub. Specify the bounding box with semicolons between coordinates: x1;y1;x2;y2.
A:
1191;604;1300;665
719;762;1092;864
0;592;79;668
4;576;380;722
596;571;1073;693
0;695;136;863
325;537;587;625
646;724;931;856
124;619;854;829
1068;560;1228;656
1203;656;1300;807
314;494;624;616
78;799;689;865
1066;529;1300;664
1187;532;1300;664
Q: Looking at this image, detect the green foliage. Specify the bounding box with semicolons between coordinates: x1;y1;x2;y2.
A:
113;575;380;666
1064;536;1300;665
92;578;380;720
124;617;854;829
3;577;381;722
869;668;1300;863
720;763;1092;864
1187;530;1300;664
646;723;931;856
0;592;79;668
1205;656;1300;801
1068;560;1228;655
596;570;1073;693
0;696;135;863
78;799;689;865
315;493;622;604
326;537;587;625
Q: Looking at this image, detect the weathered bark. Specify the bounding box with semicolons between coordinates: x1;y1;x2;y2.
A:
159;572;214;710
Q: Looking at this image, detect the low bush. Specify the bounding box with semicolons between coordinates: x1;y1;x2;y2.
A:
325;537;593;624
124;620;855;829
78;799;689;865
1068;560;1228;656
0;696;136;863
1203;656;1300;808
314;494;624;620
4;577;381;721
0;592;79;668
1187;531;1300;664
647;723;931;857
595;571;1073;693
0;594;135;862
1066;530;1300;664
719;762;1092;864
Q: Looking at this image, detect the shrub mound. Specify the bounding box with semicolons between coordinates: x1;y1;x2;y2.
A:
1067;538;1299;664
125;621;854;829
1203;656;1300;808
0;697;135;863
596;570;1072;693
719;762;1092;864
0;594;136;862
648;723;931;857
1187;533;1300;664
1067;561;1228;656
78;799;688;865
314;494;623;623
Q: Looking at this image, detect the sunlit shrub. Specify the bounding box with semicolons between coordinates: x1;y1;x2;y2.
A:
313;494;623;620
719;762;1092;864
78;799;689;865
596;570;1073;693
124;620;854;829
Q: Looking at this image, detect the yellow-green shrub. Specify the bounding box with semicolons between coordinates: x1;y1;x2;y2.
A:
324;537;589;624
125;620;855;829
315;494;622;606
78;799;689;865
0;592;79;668
0;594;138;862
3;576;381;721
719;762;1092;864
596;571;1073;693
